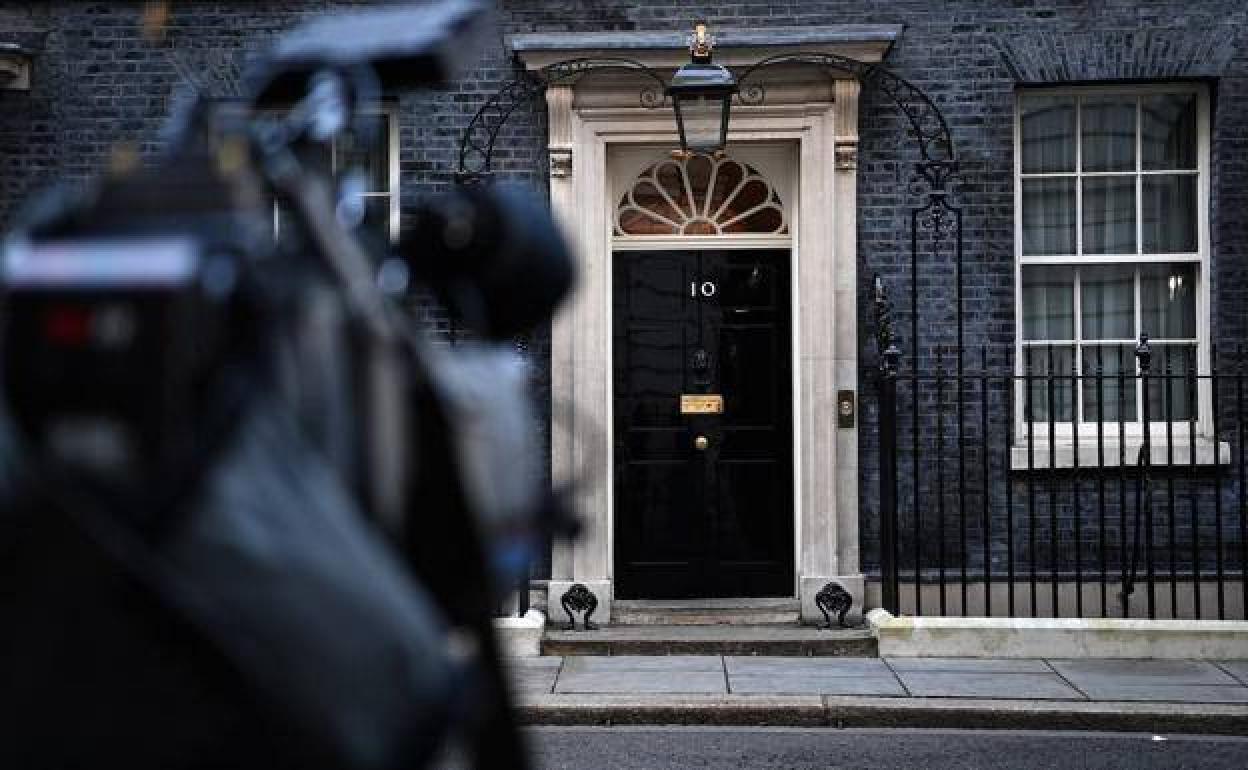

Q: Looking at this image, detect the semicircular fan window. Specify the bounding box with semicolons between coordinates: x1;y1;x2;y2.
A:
615;153;787;236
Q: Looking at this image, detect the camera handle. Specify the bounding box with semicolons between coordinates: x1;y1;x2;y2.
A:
252;122;409;535
251;112;530;770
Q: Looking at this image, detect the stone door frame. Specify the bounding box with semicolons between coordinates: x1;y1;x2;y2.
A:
532;54;870;624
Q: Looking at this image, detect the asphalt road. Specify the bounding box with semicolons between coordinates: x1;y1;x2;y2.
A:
511;727;1248;769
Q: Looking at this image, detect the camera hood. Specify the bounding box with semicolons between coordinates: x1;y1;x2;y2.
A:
251;0;490;104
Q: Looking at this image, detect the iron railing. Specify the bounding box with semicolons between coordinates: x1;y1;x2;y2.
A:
876;336;1248;621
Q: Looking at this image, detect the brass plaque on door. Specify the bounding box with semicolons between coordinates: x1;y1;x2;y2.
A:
680;394;723;414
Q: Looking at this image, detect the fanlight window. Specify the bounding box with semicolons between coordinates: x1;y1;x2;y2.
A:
615;153;787;236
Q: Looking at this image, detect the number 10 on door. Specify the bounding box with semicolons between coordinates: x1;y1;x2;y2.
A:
690;280;717;298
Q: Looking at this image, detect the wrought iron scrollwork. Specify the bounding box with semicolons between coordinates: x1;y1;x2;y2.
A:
456;50;960;191
734;53;956;166
560;583;599;631
457;57;668;184
738;81;766;106
815;581;854;629
457;75;544;185
872;275;901;378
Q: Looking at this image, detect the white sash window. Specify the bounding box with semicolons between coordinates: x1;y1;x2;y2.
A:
1014;85;1209;437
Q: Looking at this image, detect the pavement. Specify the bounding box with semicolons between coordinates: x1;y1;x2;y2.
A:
505;656;1248;734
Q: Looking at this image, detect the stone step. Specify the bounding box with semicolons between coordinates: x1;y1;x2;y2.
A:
541;623;876;657
610;599;801;626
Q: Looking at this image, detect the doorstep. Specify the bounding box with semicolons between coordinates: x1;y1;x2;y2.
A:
611;598;801;626
542;623;876;656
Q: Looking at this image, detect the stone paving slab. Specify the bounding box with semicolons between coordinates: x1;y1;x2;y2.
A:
505;657;562;696
726;656;893;676
725;656;905;696
885;657;1052;673
554;655;726;694
1069;684;1248;703
1218;661;1248;684
730;673;907;696
894;671;1086;700
559;655;723;672
512;655;1248;705
1049;659;1241;687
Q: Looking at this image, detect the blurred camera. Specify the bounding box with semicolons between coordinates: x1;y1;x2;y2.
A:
0;3;575;769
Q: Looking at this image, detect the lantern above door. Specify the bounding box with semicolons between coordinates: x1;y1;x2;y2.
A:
667;22;737;157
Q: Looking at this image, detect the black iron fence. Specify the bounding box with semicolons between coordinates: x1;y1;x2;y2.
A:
876;336;1248;621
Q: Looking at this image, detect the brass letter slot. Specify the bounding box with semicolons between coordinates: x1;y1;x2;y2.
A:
680;394;723;414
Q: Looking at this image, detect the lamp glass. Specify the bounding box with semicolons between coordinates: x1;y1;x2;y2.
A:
679;93;728;153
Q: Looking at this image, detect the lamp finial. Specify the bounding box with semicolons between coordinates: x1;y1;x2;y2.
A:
689;21;713;63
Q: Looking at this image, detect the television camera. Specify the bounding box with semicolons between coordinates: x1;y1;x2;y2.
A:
0;2;576;768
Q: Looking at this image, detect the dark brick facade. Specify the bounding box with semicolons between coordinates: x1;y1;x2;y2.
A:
1;2;1246;590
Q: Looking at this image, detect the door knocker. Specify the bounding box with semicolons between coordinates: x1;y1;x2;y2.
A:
691;348;713;386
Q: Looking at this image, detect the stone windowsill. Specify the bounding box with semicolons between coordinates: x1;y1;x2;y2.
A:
1010;437;1231;470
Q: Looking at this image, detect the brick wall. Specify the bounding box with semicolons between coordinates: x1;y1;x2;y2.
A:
2;1;1246;587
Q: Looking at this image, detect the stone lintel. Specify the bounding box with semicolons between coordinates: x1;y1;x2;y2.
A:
510;26;902;71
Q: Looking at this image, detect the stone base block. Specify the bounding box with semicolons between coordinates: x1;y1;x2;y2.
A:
800;575;865;627
494;609;546;657
868;609;1248;659
547;580;613;628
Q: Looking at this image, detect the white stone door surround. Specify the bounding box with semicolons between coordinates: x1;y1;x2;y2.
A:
511;29;898;624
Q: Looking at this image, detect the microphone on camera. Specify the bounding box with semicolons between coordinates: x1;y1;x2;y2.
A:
399;184;576;340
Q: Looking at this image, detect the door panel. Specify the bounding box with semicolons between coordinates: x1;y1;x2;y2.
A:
613;249;793;599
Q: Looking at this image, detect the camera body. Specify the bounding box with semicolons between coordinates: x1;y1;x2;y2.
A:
0;151;270;499
0;3;575;768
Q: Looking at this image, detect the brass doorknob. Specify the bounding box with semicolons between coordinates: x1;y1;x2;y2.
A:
694;435;709;451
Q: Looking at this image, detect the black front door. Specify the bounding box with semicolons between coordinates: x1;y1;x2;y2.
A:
613;249;793;599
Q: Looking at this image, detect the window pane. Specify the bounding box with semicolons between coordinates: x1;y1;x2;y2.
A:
1022;178;1075;255
1020;95;1075;173
335;114;390;192
1144;344;1197;422
1022;345;1074;422
1022;265;1074;340
1080;265;1134;340
1082;177;1136;254
1080;97;1136;172
361;195;393;242
1142;175;1197;253
1141;93;1197;170
274;200;297;240
1140;263;1196;339
1081;344;1138;422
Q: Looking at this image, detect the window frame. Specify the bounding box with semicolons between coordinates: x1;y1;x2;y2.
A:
1012;83;1212;441
272;104;400;243
608;144;795;251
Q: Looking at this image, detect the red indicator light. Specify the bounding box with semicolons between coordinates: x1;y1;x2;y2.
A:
43;306;92;346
